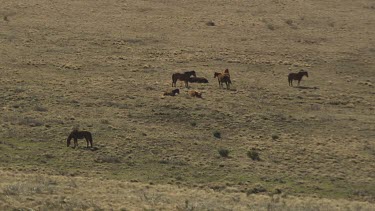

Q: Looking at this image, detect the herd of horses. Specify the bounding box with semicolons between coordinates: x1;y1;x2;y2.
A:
67;69;309;149
171;69;232;89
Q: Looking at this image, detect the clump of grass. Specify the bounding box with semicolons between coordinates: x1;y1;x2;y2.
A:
100;119;110;124
206;20;215;26
285;19;298;29
272;134;279;140
285;19;293;26
218;149;229;158
34;105;48;112
247;184;267;195
213;131;221;139
266;23;275;30
247;149;260;161
18;117;44;127
94;155;121;163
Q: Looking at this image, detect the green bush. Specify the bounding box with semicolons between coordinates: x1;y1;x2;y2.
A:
218;149;229;158
247;149;260;161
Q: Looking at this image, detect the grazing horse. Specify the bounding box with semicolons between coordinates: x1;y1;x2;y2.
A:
288;70;309;86
163;89;180;96
214;72;231;89
67;130;93;148
172;71;196;88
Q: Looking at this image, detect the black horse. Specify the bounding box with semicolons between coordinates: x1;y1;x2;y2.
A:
67;130;93;148
288;70;309;86
172;71;196;88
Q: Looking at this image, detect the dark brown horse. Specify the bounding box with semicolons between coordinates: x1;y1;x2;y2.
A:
188;77;209;83
288;70;309;86
214;72;231;89
163;89;180;96
67;130;93;148
172;71;196;88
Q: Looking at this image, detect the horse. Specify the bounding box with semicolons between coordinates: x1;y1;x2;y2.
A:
163;89;180;96
188;77;209;83
223;68;230;77
288;70;309;86
188;90;203;98
214;72;231;89
172;71;196;88
67;130;93;148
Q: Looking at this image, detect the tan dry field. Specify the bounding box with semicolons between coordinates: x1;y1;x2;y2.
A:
1;0;375;210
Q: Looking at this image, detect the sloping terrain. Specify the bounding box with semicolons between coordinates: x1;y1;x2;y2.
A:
0;0;374;209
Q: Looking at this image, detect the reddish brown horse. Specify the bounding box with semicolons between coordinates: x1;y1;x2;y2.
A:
172;71;196;88
288;70;309;86
214;72;231;89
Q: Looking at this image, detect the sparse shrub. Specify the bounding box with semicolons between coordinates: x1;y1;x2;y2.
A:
246;184;267;195
18;117;44;127
266;23;275;30
213;131;221;139
272;134;279;140
100;119;110;124
206;21;215;26
285;19;293;25
94;155;121;163
34;105;48;112
218;149;229;158
247;149;260;161
190;122;197;127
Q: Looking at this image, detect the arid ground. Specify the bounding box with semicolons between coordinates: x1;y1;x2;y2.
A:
1;0;374;210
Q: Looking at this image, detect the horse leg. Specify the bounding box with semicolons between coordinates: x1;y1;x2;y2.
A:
74;138;78;148
298;80;301;86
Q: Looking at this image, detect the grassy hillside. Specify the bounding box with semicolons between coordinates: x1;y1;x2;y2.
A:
0;0;374;209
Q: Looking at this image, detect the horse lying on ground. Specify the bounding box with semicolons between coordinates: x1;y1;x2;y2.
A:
67;130;93;148
163;89;180;96
188;77;209;83
214;72;231;89
188;90;203;98
172;71;196;88
288;70;309;86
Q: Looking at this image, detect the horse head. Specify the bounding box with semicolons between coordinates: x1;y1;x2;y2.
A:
173;89;180;95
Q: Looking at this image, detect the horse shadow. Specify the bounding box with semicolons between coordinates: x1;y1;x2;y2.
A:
75;146;99;151
294;86;319;90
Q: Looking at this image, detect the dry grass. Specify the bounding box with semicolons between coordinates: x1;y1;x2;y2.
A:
0;171;374;211
0;0;374;209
